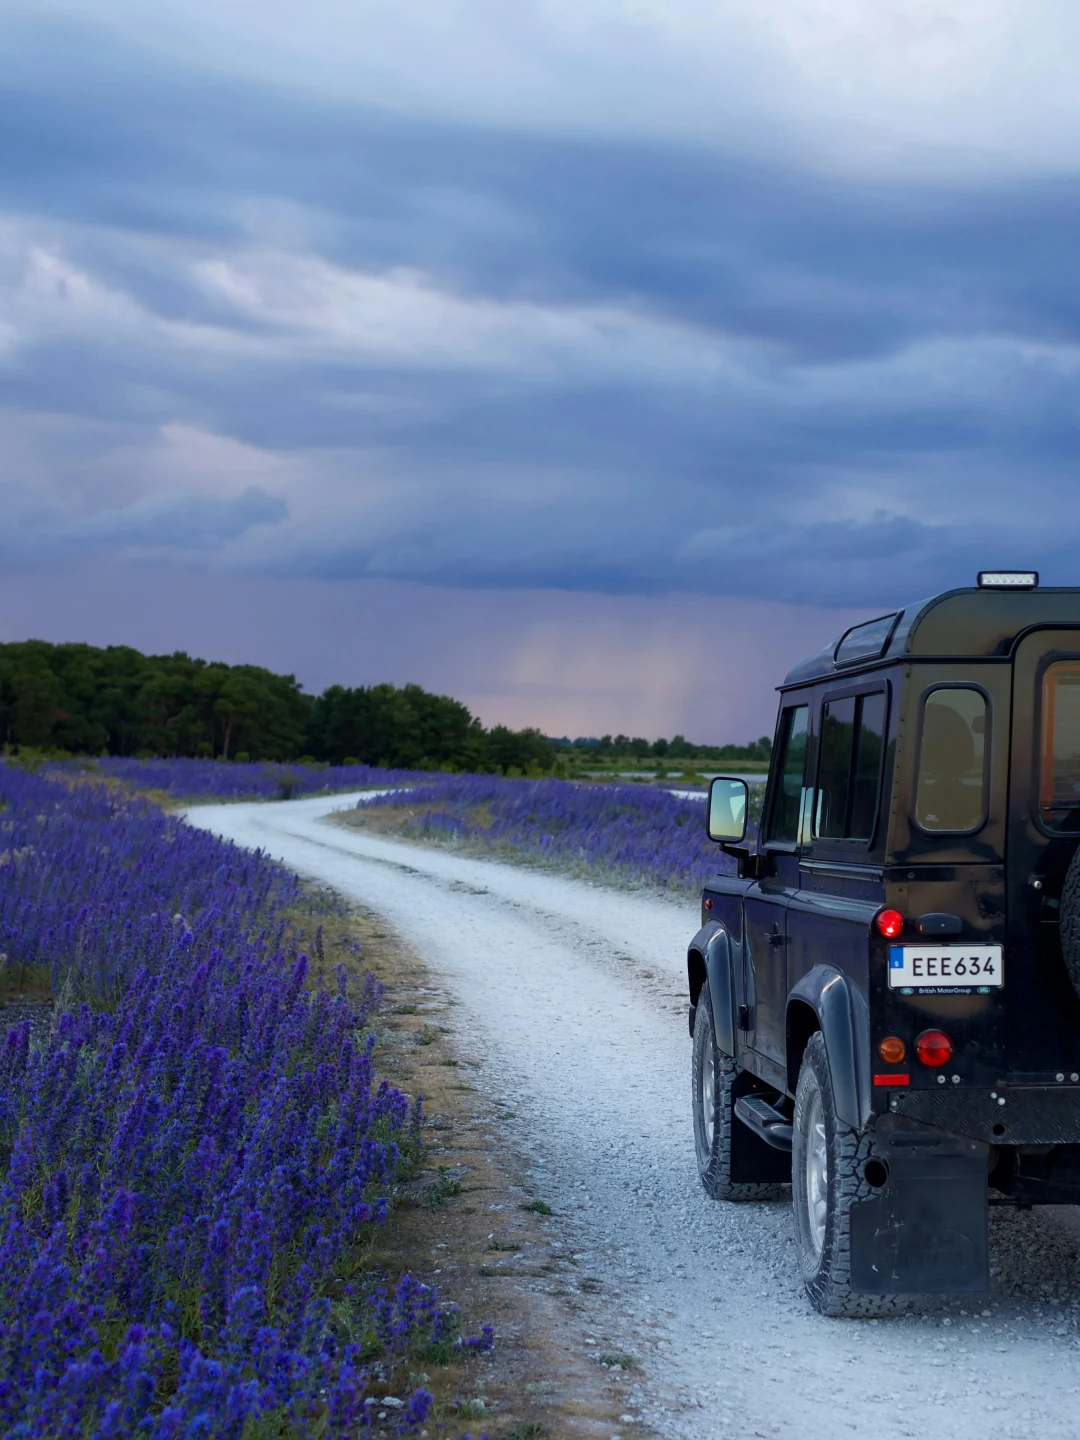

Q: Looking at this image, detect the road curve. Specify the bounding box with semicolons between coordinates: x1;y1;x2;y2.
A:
185;793;1080;1440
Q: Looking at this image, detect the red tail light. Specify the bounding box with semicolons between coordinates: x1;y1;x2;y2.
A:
915;1029;953;1068
876;909;904;939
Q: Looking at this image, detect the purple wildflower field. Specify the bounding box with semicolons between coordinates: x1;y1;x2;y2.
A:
0;762;488;1437
355;774;736;894
65;756;423;804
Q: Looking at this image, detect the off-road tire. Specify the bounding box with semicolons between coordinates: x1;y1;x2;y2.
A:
1058;845;1080;998
792;1032;904;1318
692;986;786;1201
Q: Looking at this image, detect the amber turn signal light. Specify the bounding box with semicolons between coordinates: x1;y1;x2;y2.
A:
875;908;904;939
915;1029;953;1068
878;1036;906;1065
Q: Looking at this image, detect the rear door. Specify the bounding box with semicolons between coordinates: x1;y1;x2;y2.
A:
1008;630;1080;1069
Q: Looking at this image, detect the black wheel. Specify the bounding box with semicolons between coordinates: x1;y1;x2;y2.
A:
692;985;788;1201
792;1032;903;1318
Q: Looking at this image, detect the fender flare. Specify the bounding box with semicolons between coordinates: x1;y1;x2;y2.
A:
787;965;871;1130
688;921;736;1056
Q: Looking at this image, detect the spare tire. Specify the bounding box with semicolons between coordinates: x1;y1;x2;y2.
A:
1057;844;1080;996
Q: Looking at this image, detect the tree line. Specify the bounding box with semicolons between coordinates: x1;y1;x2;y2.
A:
0;641;555;773
0;639;769;774
559;733;773;763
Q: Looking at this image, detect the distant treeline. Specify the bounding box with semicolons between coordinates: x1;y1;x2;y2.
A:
558;733;772;763
0;639;769;774
0;641;554;773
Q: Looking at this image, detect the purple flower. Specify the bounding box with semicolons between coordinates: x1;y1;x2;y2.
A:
354;772;733;893
0;761;474;1436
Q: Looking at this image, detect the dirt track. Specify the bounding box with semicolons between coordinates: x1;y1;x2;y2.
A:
186;792;1080;1440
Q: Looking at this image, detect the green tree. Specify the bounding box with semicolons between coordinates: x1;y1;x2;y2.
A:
214;675;266;760
9;653;65;747
485;725;555;775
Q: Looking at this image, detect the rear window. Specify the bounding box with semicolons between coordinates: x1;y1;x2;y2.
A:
814;691;887;841
914;687;988;833
1040;661;1080;832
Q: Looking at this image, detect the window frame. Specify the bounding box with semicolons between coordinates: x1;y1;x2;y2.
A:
1033;654;1080;837
762;703;811;851
810;681;889;852
910;681;992;838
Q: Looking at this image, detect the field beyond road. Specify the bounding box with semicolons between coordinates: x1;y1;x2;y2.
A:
188;791;1080;1440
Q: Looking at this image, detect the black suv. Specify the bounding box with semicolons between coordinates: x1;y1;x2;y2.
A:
688;573;1080;1315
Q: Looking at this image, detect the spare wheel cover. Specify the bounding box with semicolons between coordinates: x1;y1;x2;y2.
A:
1057;844;1080;997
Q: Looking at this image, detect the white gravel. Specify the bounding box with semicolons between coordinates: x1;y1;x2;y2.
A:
186;792;1080;1440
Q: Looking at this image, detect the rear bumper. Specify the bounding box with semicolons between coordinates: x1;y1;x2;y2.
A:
891;1085;1080;1145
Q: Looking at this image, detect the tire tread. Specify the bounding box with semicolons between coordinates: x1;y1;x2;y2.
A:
793;1033;905;1319
693;992;786;1202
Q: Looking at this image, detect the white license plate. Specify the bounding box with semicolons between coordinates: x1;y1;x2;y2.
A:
888;944;1004;990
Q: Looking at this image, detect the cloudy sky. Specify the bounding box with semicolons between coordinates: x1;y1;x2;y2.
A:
3;0;1079;738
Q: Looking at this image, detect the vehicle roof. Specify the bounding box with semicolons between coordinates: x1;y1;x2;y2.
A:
783;586;1080;688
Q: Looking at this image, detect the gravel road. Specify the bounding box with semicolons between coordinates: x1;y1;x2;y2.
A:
186;793;1080;1440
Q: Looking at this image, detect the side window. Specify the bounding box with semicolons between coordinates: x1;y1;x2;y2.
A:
814;691;886;841
815;697;857;838
1039;660;1080;832
765;705;809;844
850;692;886;838
914;687;988;833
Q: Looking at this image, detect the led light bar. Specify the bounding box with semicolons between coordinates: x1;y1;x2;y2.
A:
977;570;1039;589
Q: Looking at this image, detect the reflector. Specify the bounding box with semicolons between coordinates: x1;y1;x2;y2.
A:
977;571;1038;588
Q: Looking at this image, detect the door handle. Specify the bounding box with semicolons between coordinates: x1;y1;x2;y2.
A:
768;929;788;947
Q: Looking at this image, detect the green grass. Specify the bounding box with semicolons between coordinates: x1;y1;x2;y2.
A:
450;1397;490;1420
423;1168;463;1209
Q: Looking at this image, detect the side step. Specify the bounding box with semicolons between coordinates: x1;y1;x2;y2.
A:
734;1094;793;1152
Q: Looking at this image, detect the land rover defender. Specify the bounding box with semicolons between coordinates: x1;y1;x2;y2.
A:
688;573;1080;1315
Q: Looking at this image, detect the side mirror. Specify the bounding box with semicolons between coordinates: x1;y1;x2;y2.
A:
706;776;749;844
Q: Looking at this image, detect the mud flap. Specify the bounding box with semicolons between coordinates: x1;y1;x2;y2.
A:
849;1120;989;1295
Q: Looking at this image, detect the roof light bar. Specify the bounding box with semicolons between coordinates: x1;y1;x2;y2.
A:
977;570;1039;589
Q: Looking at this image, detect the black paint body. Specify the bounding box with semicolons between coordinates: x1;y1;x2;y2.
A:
687;586;1080;1293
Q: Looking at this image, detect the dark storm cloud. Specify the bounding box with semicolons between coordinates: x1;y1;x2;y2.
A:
3;16;1080;605
5;484;288;559
9;29;1080;361
71;485;288;550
